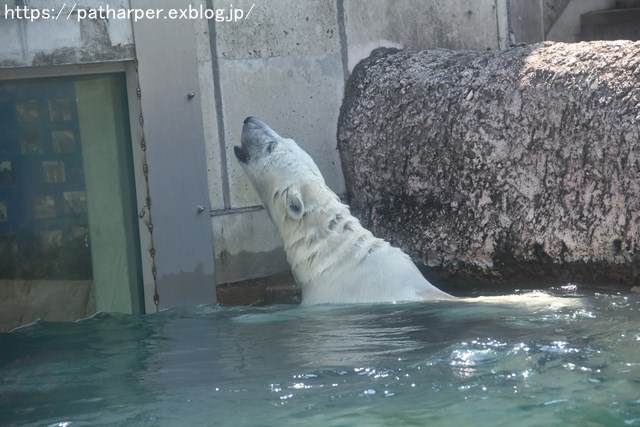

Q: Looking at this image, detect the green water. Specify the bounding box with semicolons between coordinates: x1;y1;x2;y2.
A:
1;289;639;426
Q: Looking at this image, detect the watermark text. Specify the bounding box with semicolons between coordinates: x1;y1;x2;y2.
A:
3;3;255;23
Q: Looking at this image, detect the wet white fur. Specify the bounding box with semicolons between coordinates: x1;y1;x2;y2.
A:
237;119;454;305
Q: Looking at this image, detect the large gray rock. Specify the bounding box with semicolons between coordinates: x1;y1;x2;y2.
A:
338;41;640;290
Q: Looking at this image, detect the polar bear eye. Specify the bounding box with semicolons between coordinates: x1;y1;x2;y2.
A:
267;140;277;153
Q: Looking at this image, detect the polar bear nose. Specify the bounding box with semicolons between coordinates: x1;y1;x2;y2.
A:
244;116;261;125
242;117;279;145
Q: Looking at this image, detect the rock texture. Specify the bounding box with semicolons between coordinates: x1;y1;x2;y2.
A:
338;41;640;290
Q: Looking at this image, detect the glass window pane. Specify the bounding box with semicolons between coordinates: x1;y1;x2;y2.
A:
0;73;142;330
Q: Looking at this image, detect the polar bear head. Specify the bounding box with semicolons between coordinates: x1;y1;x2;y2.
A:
234;116;333;225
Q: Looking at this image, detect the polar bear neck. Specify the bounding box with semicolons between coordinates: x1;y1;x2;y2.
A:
275;181;389;289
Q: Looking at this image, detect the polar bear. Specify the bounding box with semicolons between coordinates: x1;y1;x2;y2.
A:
234;117;454;304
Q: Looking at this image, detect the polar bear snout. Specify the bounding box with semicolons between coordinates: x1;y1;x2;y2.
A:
233;117;263;164
242;117;277;144
234;116;280;165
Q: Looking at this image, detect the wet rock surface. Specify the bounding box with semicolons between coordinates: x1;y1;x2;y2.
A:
338;41;640;290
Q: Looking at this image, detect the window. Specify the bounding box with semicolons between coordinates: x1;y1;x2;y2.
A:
0;73;143;328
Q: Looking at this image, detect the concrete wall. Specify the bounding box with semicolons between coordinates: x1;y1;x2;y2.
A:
509;0;545;44
0;0;135;66
345;0;509;70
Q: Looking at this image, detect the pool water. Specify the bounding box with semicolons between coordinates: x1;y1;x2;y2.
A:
1;289;639;426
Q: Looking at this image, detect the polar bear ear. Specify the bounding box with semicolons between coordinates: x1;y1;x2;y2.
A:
285;189;305;220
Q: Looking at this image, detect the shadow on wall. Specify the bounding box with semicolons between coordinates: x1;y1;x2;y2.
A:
545;0;640;42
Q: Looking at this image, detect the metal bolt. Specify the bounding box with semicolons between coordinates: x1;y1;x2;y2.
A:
196;205;205;214
187;92;196;100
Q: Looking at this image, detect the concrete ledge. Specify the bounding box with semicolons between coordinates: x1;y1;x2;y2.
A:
212;208;290;285
216;273;300;306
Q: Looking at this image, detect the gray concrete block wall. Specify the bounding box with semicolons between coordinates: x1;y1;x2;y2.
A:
207;0;348;284
509;0;545;44
344;0;508;71
0;0;135;66
214;0;345;209
220;55;346;207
